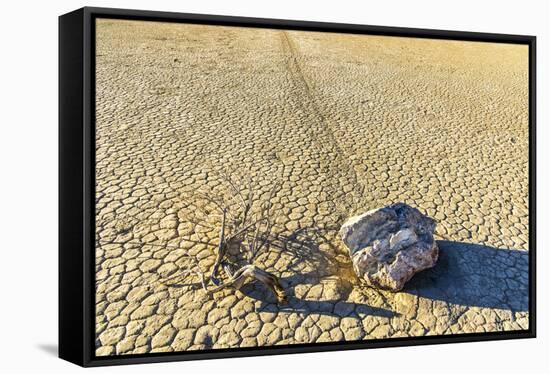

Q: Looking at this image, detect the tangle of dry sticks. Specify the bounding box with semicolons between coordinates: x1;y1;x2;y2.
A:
171;168;287;304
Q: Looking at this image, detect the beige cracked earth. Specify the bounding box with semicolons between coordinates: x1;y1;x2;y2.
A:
94;19;530;356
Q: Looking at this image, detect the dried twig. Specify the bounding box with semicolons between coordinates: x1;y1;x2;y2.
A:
204;264;287;304
169;169;286;304
211;208;227;285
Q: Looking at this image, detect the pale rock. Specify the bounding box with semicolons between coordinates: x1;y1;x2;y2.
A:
340;203;438;291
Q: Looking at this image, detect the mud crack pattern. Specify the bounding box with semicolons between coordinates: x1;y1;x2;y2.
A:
94;19;529;356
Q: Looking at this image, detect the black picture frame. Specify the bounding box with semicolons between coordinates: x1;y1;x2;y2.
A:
59;6;537;367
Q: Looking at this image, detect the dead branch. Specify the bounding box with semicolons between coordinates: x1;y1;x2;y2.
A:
204;264;287;304
170;169;286;304
211;208;227;285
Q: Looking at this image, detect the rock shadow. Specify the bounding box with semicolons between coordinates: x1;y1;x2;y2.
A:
404;240;529;312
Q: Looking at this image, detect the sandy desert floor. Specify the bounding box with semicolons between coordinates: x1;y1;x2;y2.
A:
94;19;530;356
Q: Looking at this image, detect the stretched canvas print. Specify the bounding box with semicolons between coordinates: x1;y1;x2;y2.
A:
59;7;535;367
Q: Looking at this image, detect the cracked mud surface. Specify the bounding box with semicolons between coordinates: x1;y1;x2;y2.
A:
94;19;530;356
